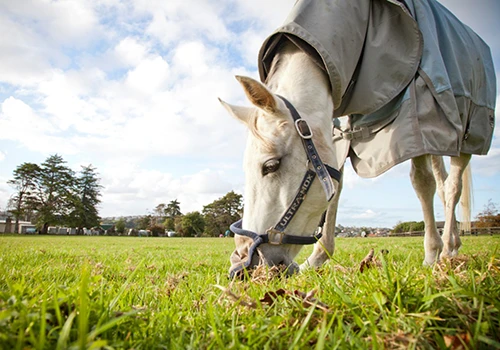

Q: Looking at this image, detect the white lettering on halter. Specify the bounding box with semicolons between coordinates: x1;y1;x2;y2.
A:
277;172;315;229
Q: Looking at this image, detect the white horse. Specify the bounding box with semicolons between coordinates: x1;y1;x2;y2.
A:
221;40;474;277
220;0;493;278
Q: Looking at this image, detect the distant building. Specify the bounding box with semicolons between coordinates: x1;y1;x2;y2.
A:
0;219;33;234
0;219;11;233
19;224;37;234
100;224;115;235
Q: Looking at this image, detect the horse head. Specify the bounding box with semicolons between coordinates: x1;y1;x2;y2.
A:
220;75;341;277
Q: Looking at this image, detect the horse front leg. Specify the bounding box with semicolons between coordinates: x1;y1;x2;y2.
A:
411;155;443;265
440;153;471;259
431;155;448;212
300;173;343;270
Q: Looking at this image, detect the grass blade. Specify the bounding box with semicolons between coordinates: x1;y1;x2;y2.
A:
290;305;316;349
87;310;139;343
56;311;77;350
38;297;47;350
109;258;144;311
78;266;90;350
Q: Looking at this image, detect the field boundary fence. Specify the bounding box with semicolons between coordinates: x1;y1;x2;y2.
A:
390;227;500;237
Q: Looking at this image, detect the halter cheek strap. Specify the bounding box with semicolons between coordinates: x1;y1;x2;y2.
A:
279;96;340;201
229;96;342;279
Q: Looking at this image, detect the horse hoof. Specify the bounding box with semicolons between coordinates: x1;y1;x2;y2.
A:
423;258;438;266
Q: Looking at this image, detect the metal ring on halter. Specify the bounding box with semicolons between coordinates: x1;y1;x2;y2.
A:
295;119;313;139
265;228;286;245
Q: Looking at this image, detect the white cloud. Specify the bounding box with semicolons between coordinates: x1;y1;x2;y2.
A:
172;41;214;77
0;151;5;162
236;29;270;67
114;38;149;67
183;169;234;194
139;0;231;46
472;148;500;177
0;182;11;210
0;0;255;164
352;209;377;219
0;0;107;86
0;39;248;161
0;14;58;86
1;0;101;47
145;13;182;47
98;166;237;217
125;56;170;94
233;0;294;30
0;97;54;138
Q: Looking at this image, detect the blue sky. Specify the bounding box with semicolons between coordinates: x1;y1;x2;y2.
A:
0;0;498;228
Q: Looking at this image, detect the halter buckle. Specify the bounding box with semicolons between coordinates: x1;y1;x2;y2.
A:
295;119;313;139
266;228;285;245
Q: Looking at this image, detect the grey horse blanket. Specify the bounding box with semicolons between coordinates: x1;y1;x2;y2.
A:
259;0;496;177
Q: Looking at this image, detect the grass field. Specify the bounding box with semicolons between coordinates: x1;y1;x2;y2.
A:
0;235;499;349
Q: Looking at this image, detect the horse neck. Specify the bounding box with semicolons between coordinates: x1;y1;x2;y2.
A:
266;44;334;129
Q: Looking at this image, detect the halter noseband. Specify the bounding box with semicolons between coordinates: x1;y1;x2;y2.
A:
229;95;342;278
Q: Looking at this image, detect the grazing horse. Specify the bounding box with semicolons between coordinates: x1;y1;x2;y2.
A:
220;0;496;278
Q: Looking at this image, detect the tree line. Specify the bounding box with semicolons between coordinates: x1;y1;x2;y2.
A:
475;199;500;228
108;191;243;237
6;154;102;234
5;153;243;237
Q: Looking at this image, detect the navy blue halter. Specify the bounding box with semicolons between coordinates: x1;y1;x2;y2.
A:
229;96;342;278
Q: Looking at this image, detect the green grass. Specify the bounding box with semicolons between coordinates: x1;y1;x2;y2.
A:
0;235;499;349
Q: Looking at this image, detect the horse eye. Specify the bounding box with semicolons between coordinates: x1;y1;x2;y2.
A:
262;159;281;176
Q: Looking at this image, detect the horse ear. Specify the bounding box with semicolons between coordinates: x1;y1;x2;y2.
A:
235;75;279;113
218;98;254;124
